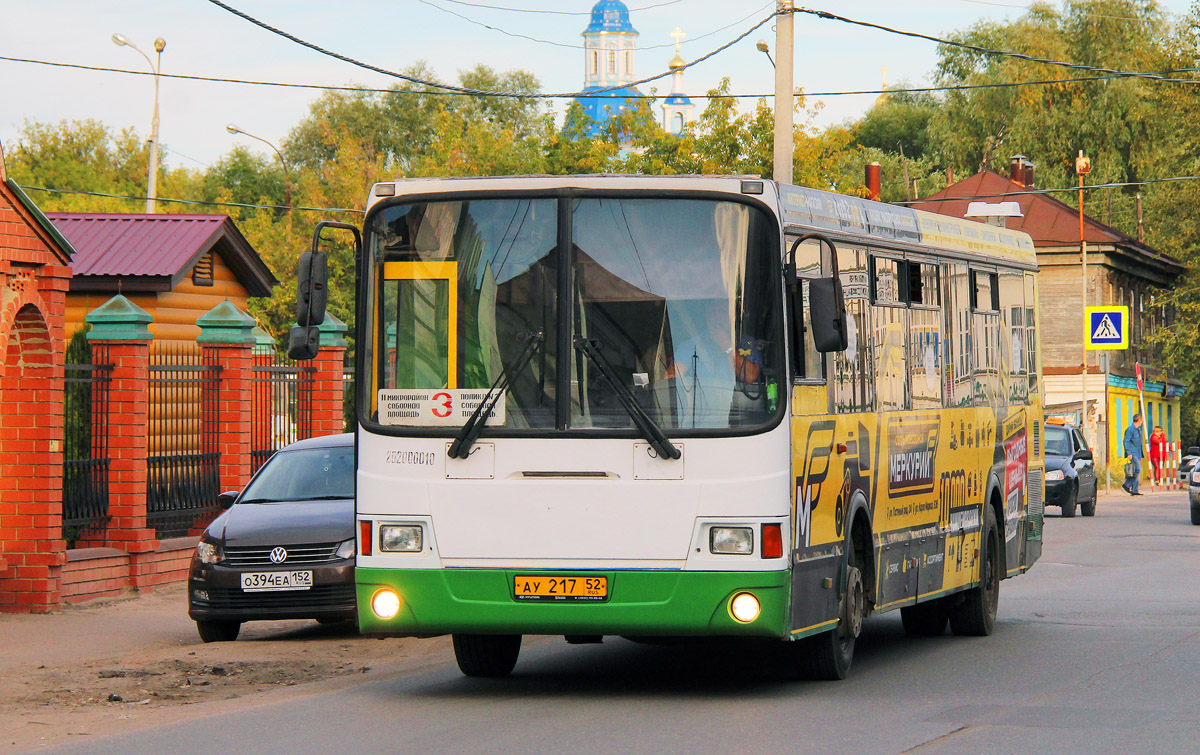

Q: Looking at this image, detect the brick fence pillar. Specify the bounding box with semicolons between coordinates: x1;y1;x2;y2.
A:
306;313;348;438
85;295;157;558
197;301;256;494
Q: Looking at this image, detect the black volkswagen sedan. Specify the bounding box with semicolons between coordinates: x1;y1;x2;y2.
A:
188;433;356;642
1043;420;1097;518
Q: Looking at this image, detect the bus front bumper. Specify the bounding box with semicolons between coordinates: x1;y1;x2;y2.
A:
356;567;789;638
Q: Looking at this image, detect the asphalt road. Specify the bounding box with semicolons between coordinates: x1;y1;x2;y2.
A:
48;491;1200;755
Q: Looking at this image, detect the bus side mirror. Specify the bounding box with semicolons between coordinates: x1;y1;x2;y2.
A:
296;250;328;327
288;324;320;360
809;277;848;353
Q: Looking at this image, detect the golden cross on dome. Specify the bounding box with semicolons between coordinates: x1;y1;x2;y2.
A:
881;65;889;88
671;26;686;53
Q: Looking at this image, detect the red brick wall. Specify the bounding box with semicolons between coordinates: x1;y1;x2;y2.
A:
203;343;253;492
0;184;72;613
309;346;347;438
61;537;198;604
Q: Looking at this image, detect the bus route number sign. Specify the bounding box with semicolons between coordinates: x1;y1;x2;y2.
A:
1085;306;1128;350
378;389;506;426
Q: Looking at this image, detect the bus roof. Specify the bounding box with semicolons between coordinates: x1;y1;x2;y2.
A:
368;175;1037;267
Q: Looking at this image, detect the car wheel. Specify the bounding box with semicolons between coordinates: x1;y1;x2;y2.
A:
452;634;522;677
196;619;240;643
1191;506;1200;526
1081;486;1097;517
949;505;1000;637
901;601;948;636
1061;483;1077;518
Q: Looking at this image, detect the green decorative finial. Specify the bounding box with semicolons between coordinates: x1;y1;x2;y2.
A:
197;300;257;344
250;325;276;355
316;312;349;348
85;294;153;341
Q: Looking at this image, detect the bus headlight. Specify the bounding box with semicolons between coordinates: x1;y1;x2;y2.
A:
379;525;423;552
729;592;761;623
371;589;401;619
1045;469;1064;482
710;527;753;555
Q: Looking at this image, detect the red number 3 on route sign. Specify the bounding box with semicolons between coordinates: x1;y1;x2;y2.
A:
431;391;453;418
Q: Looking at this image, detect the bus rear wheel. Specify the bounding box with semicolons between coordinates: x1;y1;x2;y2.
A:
452;634;522;677
949;505;1000;637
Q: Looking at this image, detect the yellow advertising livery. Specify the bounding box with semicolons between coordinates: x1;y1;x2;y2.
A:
289;175;1044;680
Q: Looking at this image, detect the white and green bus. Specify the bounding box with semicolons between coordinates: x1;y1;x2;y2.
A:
292;174;1045;679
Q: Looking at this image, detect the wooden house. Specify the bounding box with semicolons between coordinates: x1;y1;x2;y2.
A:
47;213;277;344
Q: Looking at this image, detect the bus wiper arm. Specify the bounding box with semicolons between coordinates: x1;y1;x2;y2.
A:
447;329;543;459
573;336;681;461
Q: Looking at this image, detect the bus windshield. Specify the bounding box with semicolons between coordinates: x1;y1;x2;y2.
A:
365;195;782;433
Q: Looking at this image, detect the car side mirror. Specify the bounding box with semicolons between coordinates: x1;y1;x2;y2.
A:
217;490;239;510
1073;449;1093;462
1189;446;1200;457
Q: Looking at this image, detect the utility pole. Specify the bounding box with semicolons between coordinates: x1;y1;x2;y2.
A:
1077;150;1092;447
773;0;794;184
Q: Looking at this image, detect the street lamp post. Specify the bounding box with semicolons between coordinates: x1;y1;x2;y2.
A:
756;40;775;69
1076;150;1092;448
112;33;165;213
225;124;292;210
773;0;795;184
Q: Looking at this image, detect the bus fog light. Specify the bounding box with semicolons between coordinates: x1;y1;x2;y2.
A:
380;525;423;552
371;589;401;619
710;527;753;555
730;592;761;623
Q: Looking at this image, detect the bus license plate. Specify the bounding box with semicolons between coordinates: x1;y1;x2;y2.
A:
240;571;313;592
513;575;608;601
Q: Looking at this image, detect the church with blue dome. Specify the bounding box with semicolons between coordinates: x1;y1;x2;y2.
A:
571;1;694;137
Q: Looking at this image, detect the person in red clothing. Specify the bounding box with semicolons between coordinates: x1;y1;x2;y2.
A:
1148;426;1168;487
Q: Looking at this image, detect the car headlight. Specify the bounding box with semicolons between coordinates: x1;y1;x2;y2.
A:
379;525;423;553
1045;469;1065;482
335;537;356;560
1191;470;1200;484
710;526;754;555
196;540;223;564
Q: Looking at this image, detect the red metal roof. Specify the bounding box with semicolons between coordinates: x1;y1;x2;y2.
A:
910;170;1181;271
45;213;277;296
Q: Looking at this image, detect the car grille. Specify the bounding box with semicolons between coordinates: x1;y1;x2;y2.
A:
197;583;356;611
223;543;341;567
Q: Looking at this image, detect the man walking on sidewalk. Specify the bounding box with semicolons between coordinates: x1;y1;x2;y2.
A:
1123;413;1145;496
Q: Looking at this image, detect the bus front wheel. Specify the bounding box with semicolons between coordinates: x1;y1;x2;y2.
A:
795;540;865;681
949;505;1000;637
452;634;522;677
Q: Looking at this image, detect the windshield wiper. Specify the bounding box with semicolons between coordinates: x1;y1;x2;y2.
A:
573;336;681;461
448;329;543;459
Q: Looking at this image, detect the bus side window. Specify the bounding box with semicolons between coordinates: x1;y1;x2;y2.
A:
945;264;973;408
833;246;873;413
870;254;907;411
786;236;825;382
908;260;942;410
1024;272;1039;394
999;269;1028;406
970;268;1001;408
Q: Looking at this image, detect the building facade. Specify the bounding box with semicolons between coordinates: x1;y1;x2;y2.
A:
912;158;1186;471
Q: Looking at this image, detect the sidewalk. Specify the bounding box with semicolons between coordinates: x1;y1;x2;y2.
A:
0;585;449;753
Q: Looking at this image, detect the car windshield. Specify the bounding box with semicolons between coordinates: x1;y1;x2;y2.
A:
240;446;355;502
1044;426;1072;456
364;195;782;433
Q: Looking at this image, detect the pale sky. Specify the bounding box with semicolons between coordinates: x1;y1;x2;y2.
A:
1;0;1193;176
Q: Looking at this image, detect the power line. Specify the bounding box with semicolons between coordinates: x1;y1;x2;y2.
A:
895;174;1200;204
955;0;1164;23
4;53;1197;102
415;0;580;49
203;0;776;98
793;7;1190;83
16;184;362;214
438;0;683;15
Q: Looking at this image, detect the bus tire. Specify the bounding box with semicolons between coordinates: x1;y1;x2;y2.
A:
900;602;948;636
949;505;1000;637
799;540;865;681
452;634;521;677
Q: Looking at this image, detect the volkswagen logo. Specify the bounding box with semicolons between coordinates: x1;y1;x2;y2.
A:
269;547;288;564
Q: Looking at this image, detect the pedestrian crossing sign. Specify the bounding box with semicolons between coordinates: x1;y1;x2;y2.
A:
1085;306;1128;350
